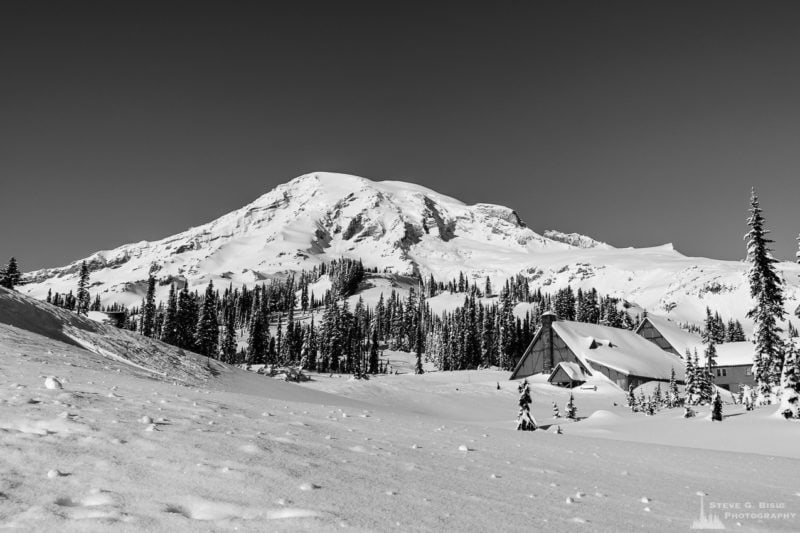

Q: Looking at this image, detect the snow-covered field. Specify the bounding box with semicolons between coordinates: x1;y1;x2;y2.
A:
2;293;800;531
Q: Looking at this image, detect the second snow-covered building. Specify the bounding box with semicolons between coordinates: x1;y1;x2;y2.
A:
510;312;684;390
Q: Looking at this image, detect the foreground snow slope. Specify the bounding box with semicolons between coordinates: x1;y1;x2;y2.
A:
2;295;800;531
20;172;800;329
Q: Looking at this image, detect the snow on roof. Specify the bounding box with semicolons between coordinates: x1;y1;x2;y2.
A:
549;361;588;382
640;314;703;355
643;315;758;367
553;321;684;380
714;342;753;366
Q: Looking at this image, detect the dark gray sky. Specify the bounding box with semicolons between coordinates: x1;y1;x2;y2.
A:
2;1;800;270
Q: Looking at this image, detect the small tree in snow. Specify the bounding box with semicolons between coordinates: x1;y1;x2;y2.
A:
711;391;723;422
669;367;680;408
565;392;577;420
684;351;697;405
653;383;663;407
743;386;755;411
778;340;800;419
552;401;560;418
626;384;636;411
516;379;537;431
683;405;696;418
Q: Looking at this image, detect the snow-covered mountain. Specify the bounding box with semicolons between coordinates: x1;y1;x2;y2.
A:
21;172;800;329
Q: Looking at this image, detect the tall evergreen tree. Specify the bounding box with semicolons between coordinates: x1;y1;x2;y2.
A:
161;284;179;345
414;318;424;375
176;285;199;350
745;189;786;400
219;307;237;364
368;324;380;374
195;281;219;358
140;274;157;337
76;261;91;315
247;307;268;364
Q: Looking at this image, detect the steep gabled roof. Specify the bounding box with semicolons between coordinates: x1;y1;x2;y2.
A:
553;321;685;380
548;361;588;382
637;314;703;356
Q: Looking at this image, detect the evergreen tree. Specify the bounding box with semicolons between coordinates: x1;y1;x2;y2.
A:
195;281;219;358
745;189;786;400
219;307;237;364
626;384;637;411
176;285;199;351
515;379;537;431
161;284;179;345
711;391;723;422
0;257;22;289
368;324;380;374
140;274;157;337
669;367;680;408
414;318;424;375
247;307;268;364
552;401;560;418
779;339;800;419
75;261;91;315
565;392;577;420
653;383;663;407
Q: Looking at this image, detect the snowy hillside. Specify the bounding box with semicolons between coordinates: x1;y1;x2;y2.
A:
19;172;800;330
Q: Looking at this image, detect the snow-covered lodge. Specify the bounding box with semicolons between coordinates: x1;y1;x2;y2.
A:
634;315;755;392
510;312;685;390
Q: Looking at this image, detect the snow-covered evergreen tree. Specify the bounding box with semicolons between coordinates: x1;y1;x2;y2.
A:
653;383;663;407
626;384;636;411
515;379;537;431
669;367;680;408
684;351;697;405
745;189;786;401
565;392;577;420
778;339;800;419
552;401;560;418
711;391;723;422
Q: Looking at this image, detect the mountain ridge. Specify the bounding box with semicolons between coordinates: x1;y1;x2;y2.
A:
19;172;800;329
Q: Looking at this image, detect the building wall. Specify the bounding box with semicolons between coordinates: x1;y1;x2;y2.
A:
713;364;754;391
636;320;680;356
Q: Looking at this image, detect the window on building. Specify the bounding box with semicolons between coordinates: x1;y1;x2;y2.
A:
716;369;721;377
745;368;751;376
722;369;727;377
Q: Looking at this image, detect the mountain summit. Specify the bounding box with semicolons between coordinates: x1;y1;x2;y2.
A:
21;172;800;327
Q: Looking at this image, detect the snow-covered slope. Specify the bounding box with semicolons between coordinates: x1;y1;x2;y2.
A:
3;295;800;531
20;172;800;330
0;287;214;385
